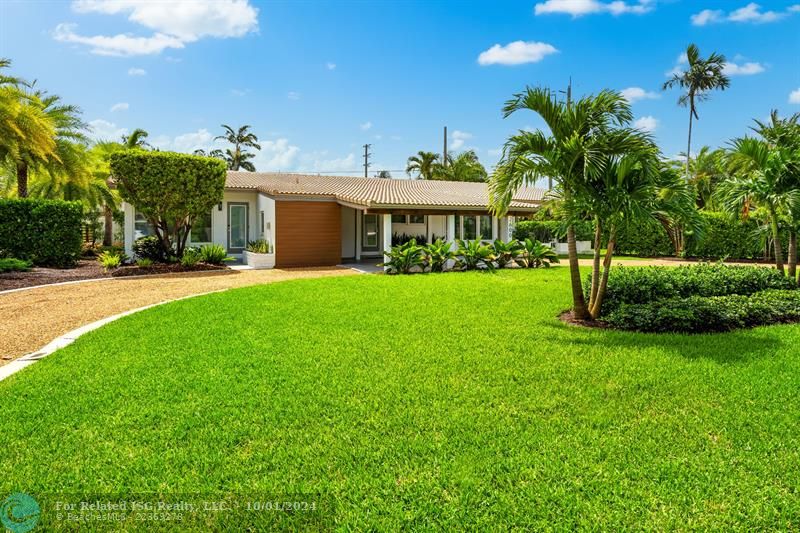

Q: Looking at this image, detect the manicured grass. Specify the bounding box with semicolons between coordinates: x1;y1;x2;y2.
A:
1;269;799;529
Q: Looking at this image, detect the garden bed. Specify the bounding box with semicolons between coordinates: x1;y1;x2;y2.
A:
110;262;227;277
0;259;109;291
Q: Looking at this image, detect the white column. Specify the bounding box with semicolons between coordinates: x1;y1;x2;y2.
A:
382;213;392;270
492;217;499;240
123;202;135;257
355;211;362;260
446;215;456;248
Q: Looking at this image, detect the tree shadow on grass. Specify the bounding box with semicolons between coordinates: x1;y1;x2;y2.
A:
537;316;791;364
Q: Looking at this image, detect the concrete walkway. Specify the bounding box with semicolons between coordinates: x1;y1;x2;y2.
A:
0;267;357;365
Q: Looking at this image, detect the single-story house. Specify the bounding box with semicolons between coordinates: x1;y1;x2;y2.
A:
122;172;545;267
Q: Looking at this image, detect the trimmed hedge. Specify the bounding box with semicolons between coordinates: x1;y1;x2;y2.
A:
613;218;673;257
0;198;83;267
513;220;594;243
685;211;763;260
592;264;795;316
606;290;800;333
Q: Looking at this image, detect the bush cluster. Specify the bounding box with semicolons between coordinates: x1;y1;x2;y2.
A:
613;218;673;257
513;220;594;243
606;290;800;333
0;258;32;273
684;211;765;260
0;198;83;267
593;264;794;316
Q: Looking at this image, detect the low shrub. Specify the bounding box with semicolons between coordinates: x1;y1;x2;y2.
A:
684;211;763;260
613;218;673;257
381;239;426;274
0;258;32;273
199;244;229;265
133;235;169;263
180;248;202;267
606;289;800;333
593;264;795;316
424;239;455;273
492;239;524;268
97;251;122;271
246;239;272;254
454;239;496;271
513;220;594;243
136;258;153;268
0;198;83;267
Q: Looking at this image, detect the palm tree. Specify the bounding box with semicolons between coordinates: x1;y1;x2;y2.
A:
433;151;488;182
489;87;634;319
406;151;439;180
122;128;151;150
193;148;224;159
688;146;727;210
719;137;799;275
215;124;261;171
663;43;730;179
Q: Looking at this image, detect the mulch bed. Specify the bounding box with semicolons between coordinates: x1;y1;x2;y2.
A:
0;259;228;291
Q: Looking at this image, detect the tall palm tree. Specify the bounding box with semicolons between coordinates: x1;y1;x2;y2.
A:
405;151;439;180
490;87;634;319
663;43;730;179
215;124;261;171
432;150;488;182
688;146;726;210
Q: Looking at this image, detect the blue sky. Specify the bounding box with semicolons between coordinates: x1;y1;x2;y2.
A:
1;0;799;178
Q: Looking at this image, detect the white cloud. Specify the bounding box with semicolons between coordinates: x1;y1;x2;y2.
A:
790;88;800;104
127;67;146;76
360;121;372;131
287;91;301;100
54;0;258;56
620;87;660;103
477;41;558;66
88;119;128;141
301;152;357;173
255;138;300;170
534;0;653;16
450;130;472;150
691;3;792;25
722;61;765;76
634;116;658;132
326;62;336;70
110;102;129;112
230;88;249;97
148;128;221;153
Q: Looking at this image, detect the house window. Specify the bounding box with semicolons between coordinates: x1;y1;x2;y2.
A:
191;211;212;243
391;214;407;224
479;215;493;240
409;215;425;224
462;216;477;240
260;211;265;236
134;211;155;240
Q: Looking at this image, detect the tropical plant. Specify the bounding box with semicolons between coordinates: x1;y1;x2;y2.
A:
122;128;151;150
0;257;32;273
424;239;455;272
454;239;495;271
719;137;800;276
492;239;523;268
246;239;272;253
432;150;487;182
489;86;637;319
193;148;224;159
133;235;169;262
380;239;426;274
688;146;727;210
215;124;261;171
521;238;559;268
199;244;230;265
135;257;153;268
406;151;440;180
663;43;731;178
180;247;201;267
97;250;122;271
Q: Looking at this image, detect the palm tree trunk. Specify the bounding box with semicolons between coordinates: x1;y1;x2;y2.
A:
16;162;28;198
567;224;590;320
685;105;694;181
588;217;602;308
103;205;113;246
590;226;616;319
789;229;797;282
770;211;785;275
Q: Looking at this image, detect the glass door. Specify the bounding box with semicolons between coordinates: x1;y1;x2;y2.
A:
362;214;380;252
227;203;248;252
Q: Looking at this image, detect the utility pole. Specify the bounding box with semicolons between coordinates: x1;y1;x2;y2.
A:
363;144;371;178
443;126;447;168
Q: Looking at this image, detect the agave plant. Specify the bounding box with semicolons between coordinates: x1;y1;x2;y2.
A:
455;239;496;271
492;239;524;268
380;239;426;274
424;239;456;272
521;238;559;268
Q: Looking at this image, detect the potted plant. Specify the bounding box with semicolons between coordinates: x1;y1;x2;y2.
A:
243;239;275;269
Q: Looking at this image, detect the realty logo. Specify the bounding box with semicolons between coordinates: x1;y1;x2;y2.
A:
0;493;40;533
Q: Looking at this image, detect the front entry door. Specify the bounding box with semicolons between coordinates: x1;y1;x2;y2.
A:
227;203;249;253
362;213;381;252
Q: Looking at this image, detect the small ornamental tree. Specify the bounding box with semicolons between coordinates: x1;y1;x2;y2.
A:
110;151;227;257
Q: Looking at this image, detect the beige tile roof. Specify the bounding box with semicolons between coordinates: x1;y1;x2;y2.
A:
226;172;544;211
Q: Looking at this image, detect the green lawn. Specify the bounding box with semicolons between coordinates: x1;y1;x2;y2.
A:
1;269;799;529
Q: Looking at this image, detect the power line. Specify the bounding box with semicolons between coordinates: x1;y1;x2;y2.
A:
363;143;372;178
